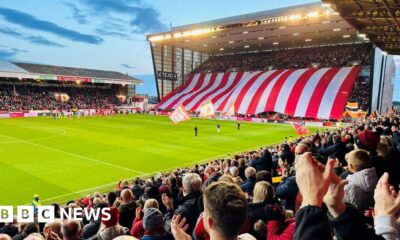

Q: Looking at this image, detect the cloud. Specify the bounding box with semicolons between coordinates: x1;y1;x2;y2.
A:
0;7;103;44
79;0;168;34
64;2;88;24
121;63;136;69
95;29;129;38
0;26;65;47
0;46;27;59
26;36;65;47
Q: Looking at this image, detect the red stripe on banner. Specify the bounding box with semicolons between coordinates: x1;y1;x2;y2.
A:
166;73;206;109
304;67;341;119
157;74;195;108
264;70;295;112
215;72;244;111
190;73;229;111
284;68;318;116
182;73;218;108
246;70;284;115
234;71;266;111
329;67;361;119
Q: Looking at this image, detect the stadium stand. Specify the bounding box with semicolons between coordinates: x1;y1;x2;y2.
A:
0;83;121;111
193;43;371;73
2;109;399;240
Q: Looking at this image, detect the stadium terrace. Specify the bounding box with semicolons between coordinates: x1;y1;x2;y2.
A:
0;1;400;240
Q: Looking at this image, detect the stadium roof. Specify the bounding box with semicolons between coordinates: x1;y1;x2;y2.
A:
322;0;400;55
0;60;142;85
147;2;368;54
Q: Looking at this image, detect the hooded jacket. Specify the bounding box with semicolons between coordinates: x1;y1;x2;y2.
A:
344;167;378;212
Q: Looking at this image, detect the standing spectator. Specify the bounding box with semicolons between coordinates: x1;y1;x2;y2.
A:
162;173;202;234
118;189;137;229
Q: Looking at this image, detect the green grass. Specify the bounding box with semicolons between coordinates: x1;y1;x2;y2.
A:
0;115;316;205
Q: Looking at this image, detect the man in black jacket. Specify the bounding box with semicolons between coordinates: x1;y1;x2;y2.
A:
162;173;202;234
118;189;137;229
318;135;348;165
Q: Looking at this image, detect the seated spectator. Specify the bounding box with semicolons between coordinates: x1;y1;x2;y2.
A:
13;223;39;240
142;208;173;240
265;204;295;240
62;220;81;240
344;149;378;212
202;166;222;190
248;181;276;225
130;199;159;238
81;200;108;239
43;220;62;240
0;217;18;238
97;207;128;240
24;233;44;240
356;129;388;180
241;167;257;195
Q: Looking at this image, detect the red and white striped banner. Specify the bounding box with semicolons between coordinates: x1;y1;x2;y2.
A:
157;67;360;120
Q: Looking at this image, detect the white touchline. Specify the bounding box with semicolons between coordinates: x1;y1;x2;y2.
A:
0;133;146;175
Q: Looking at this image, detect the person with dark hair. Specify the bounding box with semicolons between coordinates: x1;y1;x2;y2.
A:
12;223;39;240
131;179;144;200
107;191;117;207
250;149;272;172
62;220;82;240
171;181;252;240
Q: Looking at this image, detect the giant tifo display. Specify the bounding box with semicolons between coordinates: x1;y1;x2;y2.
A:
0;1;399;240
157;67;360;119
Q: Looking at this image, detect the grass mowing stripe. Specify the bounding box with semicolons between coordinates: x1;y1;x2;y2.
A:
0;133;146;175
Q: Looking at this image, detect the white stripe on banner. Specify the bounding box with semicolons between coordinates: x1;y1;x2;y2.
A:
210;72;242;111
317;67;352;119
237;70;275;114
255;70;288;114
172;73;212;109
186;73;223;110
293;68;330;117
274;68;308;114
221;71;262;112
159;74;200;108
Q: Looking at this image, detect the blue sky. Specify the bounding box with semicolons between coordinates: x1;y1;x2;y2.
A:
0;0;399;99
0;0;317;95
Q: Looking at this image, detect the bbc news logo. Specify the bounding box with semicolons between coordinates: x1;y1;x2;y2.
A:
0;206;111;223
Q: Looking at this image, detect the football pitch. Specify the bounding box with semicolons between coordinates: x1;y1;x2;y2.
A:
0;115;315;205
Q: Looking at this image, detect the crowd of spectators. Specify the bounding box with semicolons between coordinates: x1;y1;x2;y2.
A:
0;84;121;111
193;43;371;73
347;78;370;111
1;109;400;240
